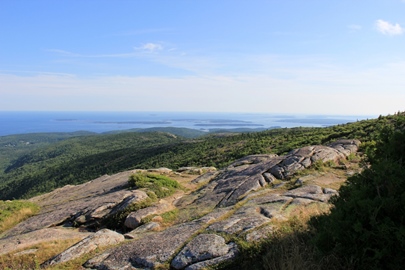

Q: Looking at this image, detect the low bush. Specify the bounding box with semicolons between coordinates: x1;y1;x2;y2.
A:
128;172;181;198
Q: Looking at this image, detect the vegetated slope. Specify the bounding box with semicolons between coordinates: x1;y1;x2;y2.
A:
0;128;204;176
0;113;402;200
0;132;182;199
0;132;95;175
310;114;405;269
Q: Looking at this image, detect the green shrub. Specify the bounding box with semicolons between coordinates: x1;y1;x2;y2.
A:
128;172;181;198
324;160;336;167
313;160;325;171
310;118;405;269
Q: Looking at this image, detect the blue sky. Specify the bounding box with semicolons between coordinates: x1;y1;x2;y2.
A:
1;0;404;115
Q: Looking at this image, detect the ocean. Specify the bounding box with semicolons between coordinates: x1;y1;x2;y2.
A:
0;111;372;137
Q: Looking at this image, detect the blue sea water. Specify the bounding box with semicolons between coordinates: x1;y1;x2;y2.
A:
0;111;373;137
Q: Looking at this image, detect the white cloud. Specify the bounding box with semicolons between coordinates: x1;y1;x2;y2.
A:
139;43;163;52
375;19;404;35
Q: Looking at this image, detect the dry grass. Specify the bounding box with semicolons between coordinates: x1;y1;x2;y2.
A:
0;208;35;234
0;238;80;270
0;200;40;235
0;237;119;270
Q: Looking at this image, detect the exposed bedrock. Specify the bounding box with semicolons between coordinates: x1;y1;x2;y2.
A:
192;139;359;208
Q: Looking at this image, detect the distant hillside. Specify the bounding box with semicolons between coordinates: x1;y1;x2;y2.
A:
0;132;182;199
0;131;95;175
0;112;403;200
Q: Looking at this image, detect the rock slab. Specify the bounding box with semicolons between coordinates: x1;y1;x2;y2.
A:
171;234;230;269
41;229;124;267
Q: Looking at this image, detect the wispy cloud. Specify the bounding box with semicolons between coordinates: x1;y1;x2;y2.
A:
47;49;82;57
375;19;404;35
136;43;164;52
49;42;167;59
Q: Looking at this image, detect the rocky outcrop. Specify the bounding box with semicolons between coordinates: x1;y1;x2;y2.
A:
1;140;361;269
189;139;359;208
3;171;139;238
85;221;205;269
41;229;125;267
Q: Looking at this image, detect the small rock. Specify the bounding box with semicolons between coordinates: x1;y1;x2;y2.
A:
294;178;304;186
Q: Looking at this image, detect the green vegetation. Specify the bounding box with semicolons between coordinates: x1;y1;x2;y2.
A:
0;113;403;201
310;114;405;269
128;172;181;198
0;131;94;176
0;132;181;199
0;200;40;234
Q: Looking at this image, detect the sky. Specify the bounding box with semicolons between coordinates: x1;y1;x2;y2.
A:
0;0;404;115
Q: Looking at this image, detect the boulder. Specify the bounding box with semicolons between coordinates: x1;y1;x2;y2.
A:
185;242;238;270
171;234;230;269
124;202;170;229
41;229;125;267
